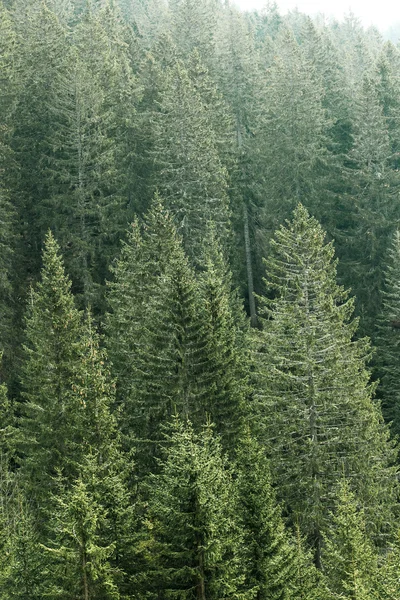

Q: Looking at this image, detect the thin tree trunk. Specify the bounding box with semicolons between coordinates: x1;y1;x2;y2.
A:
243;203;257;327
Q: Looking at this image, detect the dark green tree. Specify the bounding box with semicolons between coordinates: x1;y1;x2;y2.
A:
151;60;231;263
18;232;83;513
376;230;400;435
254;205;398;567
107;199;206;474
323;480;385;599
235;433;322;600
196;224;248;454
43;456;121;600
141;417;250;599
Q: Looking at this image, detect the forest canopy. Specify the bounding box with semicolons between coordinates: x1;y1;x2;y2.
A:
1;0;400;598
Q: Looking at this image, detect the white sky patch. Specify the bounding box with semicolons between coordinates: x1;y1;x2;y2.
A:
234;0;400;31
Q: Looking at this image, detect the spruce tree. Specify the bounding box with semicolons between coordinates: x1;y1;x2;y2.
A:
18;231;83;514
255;204;398;567
141;417;250;599
376;230;400;436
323;480;384;599
42;456;121;600
107;199;206;474
337;72;400;335
196;224;248;454
257;27;331;233
150;59;231;263
235;433;321;600
2;494;46;600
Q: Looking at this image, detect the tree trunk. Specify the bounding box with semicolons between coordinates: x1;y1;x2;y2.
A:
243;203;257;327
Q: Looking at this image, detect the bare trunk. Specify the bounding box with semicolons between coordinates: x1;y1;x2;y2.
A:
243;203;257;327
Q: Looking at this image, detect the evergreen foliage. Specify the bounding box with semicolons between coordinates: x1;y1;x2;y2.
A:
255;205;398;565
323;480;384;599
141;417;250;599
376;230;400;436
18;232;83;512
235;433;322;600
1;3;400;596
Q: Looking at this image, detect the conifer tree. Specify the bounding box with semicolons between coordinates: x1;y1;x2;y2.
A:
151;60;231;263
38;2;138;309
18;231;83;513
168;0;220;72
0;2;20;367
43;456;121;600
141;417;250;599
376;230;400;436
107;199;207;473
197;224;248;454
214;4;264;324
255;205;398;567
10;1;70;280
257;28;330;232
2;494;46;600
323;480;384;599
235;433;322;600
337;72;400;334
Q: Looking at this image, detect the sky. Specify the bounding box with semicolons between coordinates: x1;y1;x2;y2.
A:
234;0;400;32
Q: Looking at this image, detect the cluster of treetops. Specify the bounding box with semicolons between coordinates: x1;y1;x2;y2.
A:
2;0;400;597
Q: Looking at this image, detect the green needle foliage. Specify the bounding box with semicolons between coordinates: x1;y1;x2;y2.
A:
376;230;400;436
18;232;83;512
141;417;251;600
43;457;120;600
254;204;398;566
235;433;322;600
151;60;231;263
197;223;249;455
323;480;385;599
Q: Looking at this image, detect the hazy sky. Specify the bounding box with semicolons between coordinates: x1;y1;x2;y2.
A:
234;0;400;31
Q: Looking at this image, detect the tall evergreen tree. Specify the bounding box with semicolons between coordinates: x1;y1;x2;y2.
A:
150;59;231;263
141;417;250;599
376;230;400;436
336;72;400;334
254;205;398;567
235;433;322;600
323;480;385;599
196;224;248;454
18;232;83;513
10;0;70;281
214;4;264;324
107;199;206;474
42;456;121;600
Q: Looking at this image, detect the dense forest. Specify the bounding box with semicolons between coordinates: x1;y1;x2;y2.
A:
1;0;400;597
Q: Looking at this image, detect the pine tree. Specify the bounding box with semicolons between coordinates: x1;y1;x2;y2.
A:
0;1;19;369
214;4;264;325
254;204;398;567
141;417;250;599
18;231;83;514
257;27;331;232
43;456;121;600
196;224;248;454
150;59;231;263
336;72;400;335
10;0;70;281
235;433;321;600
323;480;384;599
376;230;400;436
2;494;46;600
106;199;207;475
168;0;220;72
38;2;138;309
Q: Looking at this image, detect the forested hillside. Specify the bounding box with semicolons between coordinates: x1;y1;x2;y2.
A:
1;0;400;597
